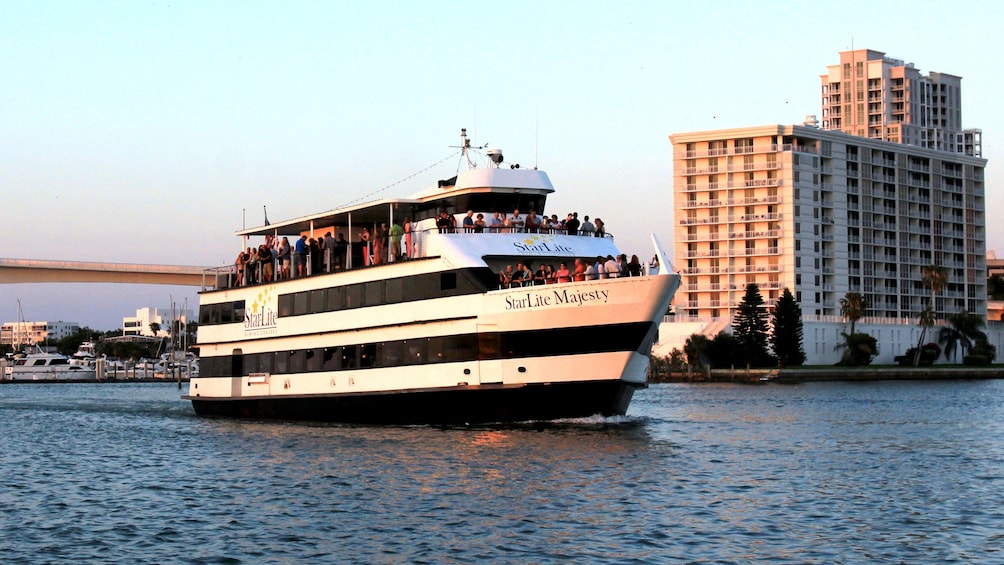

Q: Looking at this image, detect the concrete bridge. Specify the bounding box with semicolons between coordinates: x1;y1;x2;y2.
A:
0;258;214;288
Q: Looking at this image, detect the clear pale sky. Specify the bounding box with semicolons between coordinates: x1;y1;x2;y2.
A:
2;0;1000;331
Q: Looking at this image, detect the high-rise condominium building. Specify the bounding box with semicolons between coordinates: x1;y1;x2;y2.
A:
820;49;982;157
670;124;987;321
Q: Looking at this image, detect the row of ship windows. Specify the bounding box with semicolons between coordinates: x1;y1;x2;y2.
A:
199;268;498;326
201;335;482;378
197;322;651;378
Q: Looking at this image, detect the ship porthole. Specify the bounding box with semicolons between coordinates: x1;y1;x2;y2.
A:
518;366;526;373
463;368;471;375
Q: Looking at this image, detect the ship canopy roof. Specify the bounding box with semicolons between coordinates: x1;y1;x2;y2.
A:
238;167;555;238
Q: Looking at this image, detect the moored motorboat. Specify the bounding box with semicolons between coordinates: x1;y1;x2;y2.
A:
7;348;98;381
184;130;680;424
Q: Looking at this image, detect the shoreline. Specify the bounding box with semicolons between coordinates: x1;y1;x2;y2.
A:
651;366;1004;384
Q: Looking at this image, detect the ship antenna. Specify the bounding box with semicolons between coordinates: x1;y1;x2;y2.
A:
451;128;488;170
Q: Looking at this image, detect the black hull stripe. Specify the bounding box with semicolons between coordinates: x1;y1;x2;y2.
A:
196;321;658;378
188;380;641;425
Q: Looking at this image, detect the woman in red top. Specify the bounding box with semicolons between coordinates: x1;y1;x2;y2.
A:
556;262;572;283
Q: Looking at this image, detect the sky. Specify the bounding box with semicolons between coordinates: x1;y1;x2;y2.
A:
2;0;1001;331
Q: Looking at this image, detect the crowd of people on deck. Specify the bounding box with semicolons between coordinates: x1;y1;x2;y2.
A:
438;209;608;236
497;253;644;288
232;210;619;287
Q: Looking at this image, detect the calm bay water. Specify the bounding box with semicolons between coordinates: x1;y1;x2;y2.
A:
1;380;1002;564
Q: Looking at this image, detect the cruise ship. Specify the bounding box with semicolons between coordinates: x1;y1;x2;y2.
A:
184;130;680;424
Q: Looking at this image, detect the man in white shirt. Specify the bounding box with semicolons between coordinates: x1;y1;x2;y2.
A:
604;255;620;278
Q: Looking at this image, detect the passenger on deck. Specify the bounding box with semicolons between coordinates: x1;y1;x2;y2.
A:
572;258;586;282
373;223;388;265
474;213;486;232
584;259;598;280
551;215;563;233
498;265;514;288
593;217;605;238
278;237;291;279
628;254;643;276
258;244;273;282
508;209;524;232
358;227;371;266
511;263;530;287
389;222;403;262
335;233;348;270
323;232;335;272
294;235;308;278
234;249;248;286
462;210;475;233
595;256;607;279
604;254;620;278
437;211;452;233
579;216;595;236
533;264;547;285
556;262;572;283
403;218;413;259
524;210;541;233
245;246;258;284
489;212;504;233
545;264;557;284
565;212;580;236
309;237;322;275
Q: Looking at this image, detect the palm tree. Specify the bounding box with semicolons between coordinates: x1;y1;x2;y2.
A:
938;311;986;363
915;264;948;365
839;292;865;336
921;264;949;307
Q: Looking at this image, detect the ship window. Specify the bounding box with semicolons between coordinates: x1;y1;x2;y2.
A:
244;354;258;374
274;351;289;374
232;301;245;322
346;285;364;309
278;295;293;317
220;304;233;324
451;334;479;361
359;344;376;368
441;272;457;291
310;289;327;314
403;339;426;365
258;352;273;374
380;342;402;367
293;292;309;316
323;347;340;371
327;287;345;311
340;345;357;369
306;348;322;372
365;281;385;306
289;350;306;373
386;278;403;303
425;336;444;363
478;333;501;360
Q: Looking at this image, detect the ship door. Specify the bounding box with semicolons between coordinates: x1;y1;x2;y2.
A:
231;348;243;378
476;325;502;385
231;348;244;398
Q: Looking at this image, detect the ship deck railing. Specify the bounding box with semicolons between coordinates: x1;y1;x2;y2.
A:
202;225;615;292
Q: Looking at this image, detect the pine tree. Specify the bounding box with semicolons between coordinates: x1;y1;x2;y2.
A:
770;288;806;367
732;283;774;367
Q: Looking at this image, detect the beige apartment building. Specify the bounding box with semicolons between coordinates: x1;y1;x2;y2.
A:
670;123;987;321
820;48;982;157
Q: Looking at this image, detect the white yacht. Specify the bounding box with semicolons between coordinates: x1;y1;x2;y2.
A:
7;348;98;381
184;130;681;424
